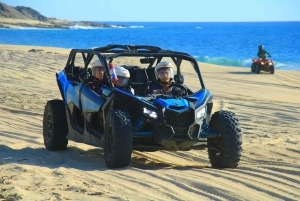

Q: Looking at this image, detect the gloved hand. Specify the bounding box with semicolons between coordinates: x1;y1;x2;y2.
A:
162;85;172;94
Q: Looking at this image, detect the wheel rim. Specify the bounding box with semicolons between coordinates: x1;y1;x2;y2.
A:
46;113;53;139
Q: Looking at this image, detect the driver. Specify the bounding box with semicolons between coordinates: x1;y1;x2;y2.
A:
149;61;177;95
257;45;272;59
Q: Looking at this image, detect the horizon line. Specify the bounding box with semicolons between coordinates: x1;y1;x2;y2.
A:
90;20;300;23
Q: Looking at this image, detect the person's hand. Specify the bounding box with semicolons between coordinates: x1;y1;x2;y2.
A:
162;85;172;93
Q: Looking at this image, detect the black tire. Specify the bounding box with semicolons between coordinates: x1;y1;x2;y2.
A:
269;66;275;74
43;100;68;151
251;63;255;73
255;65;260;74
104;110;133;168
208;111;242;168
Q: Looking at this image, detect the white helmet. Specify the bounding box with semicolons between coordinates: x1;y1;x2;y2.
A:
115;66;130;87
154;61;174;80
91;60;104;76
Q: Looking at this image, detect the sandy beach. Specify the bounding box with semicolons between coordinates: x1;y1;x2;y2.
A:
0;44;300;201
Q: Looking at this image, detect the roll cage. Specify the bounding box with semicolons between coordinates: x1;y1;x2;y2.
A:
63;44;205;90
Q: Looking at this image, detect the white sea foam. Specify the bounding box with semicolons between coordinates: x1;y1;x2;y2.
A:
69;25;103;29
196;56;300;70
129;26;146;28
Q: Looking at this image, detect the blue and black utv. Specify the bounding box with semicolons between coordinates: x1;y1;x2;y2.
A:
43;44;242;169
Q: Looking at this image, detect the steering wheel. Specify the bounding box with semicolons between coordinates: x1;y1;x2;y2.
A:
170;83;188;96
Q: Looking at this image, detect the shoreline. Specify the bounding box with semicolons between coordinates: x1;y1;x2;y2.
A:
0;43;299;72
0;18;128;29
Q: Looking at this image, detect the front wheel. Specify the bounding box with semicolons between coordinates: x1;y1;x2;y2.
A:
104;110;133;168
43;100;68;151
207;111;242;168
251;63;255;73
255;65;260;74
269;66;275;74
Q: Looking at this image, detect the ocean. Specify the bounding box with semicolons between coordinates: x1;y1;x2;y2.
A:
1;21;299;70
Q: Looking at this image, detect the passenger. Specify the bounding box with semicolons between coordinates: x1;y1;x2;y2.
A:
90;60;108;93
114;66;130;90
95;66;130;132
148;61;176;95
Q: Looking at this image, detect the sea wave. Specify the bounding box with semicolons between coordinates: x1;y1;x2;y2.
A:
195;56;300;71
11;27;58;30
70;25;146;29
129;25;147;28
69;25;104;29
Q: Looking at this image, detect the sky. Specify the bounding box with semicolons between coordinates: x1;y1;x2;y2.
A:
2;0;300;22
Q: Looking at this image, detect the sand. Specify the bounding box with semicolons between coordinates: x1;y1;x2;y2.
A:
0;44;300;201
0;18;70;29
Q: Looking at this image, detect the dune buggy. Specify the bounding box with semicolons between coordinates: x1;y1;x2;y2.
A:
43;44;242;169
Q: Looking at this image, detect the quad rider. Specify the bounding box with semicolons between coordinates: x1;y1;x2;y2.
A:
257;45;272;59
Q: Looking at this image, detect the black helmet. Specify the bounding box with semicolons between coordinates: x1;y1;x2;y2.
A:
258;45;264;50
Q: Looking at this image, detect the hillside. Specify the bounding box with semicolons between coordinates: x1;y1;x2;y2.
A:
0;2;49;20
0;2;121;28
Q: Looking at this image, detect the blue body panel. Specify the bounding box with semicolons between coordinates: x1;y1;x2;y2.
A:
81;87;106;113
57;71;79;106
66;84;81;108
157;98;189;112
57;70;105;112
192;89;207;108
114;88;155;109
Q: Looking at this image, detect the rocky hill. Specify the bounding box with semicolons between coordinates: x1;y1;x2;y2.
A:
14;6;48;21
0;2;48;20
0;2;125;28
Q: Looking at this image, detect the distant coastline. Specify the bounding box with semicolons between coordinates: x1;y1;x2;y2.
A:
0;2;128;29
0;18;129;29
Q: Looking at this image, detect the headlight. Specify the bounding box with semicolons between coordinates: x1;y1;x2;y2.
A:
196;107;206;119
143;108;157;119
261;62;265;65
269;63;272;65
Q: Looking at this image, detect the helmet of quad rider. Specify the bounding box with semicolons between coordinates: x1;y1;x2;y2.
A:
91;60;104;76
154;61;175;81
114;66;130;87
258;45;264;50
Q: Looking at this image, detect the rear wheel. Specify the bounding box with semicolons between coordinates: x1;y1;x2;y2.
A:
269;66;275;74
255;65;260;74
251;63;255;72
104;110;133;168
43;100;68;150
207;111;242;168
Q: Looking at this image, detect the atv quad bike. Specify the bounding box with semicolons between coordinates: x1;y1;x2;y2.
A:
43;44;242;169
251;57;275;74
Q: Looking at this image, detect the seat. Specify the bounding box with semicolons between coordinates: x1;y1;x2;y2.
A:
134;68;150;96
65;66;81;81
146;67;155;83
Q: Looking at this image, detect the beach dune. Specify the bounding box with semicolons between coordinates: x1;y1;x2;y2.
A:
0;44;300;200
